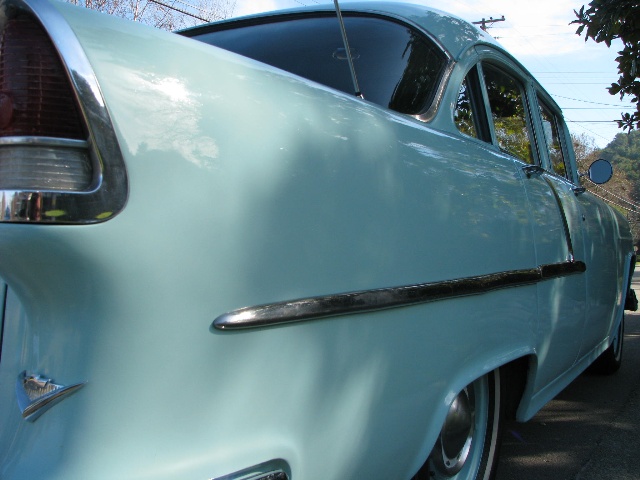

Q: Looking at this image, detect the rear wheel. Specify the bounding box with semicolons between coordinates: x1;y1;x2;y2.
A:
589;315;624;375
412;369;504;480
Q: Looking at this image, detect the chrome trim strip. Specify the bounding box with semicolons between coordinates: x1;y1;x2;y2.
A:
363;10;454;123
540;260;585;278
211;459;290;480
16;371;86;422
542;176;576;262
359;8;454;122
0;0;128;223
213;261;586;330
415;59;454;123
184;9;452;123
0;136;89;149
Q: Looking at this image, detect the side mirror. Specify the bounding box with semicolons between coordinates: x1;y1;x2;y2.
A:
588;158;613;185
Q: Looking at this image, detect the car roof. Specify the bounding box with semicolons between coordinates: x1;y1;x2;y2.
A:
315;2;501;60
184;1;502;61
182;1;562;115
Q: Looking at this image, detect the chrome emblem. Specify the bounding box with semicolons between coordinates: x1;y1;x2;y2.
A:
16;371;86;422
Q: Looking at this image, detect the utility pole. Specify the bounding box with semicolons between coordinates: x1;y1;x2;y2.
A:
472;15;505;32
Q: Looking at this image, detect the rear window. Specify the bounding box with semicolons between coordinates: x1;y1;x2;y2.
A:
189;14;447;115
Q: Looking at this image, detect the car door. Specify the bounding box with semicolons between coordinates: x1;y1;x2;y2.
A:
575;175;622;355
529;92;591;369
456;51;587;391
533;91;622;360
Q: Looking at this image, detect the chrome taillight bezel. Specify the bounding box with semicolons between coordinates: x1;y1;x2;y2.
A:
0;0;128;223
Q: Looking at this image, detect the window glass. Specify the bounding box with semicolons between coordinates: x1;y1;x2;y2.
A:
482;64;534;164
454;76;478;138
192;15;447;115
538;98;569;179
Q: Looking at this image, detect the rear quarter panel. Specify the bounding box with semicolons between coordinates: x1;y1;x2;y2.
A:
0;2;577;479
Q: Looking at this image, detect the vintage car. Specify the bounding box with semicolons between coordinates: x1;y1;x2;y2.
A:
0;0;635;478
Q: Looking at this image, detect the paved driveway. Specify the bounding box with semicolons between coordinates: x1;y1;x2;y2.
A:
496;271;640;480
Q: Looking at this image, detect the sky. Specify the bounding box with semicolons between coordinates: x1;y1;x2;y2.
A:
229;0;635;149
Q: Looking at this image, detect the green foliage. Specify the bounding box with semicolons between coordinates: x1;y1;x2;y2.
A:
483;65;534;163
493;115;532;163
573;1;640;131
602;129;640;200
572;132;601;168
575;131;640;246
454;79;478;138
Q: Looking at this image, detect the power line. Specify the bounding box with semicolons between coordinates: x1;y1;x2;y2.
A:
588;189;635;212
568;120;620;123
570;122;612;143
551;93;635;108
147;0;210;21
171;0;211;17
498;33;575;38
533;71;614;74
588;179;640;210
587;187;640;214
545;82;613;85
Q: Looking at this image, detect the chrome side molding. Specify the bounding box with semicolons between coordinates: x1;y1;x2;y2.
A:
542;176;577;263
211;459;290;480
213;260;586;331
16;371;86;422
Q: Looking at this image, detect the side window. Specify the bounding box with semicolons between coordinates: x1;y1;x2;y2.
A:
455;75;478;138
538;98;570;179
194;15;447;115
454;66;491;141
482;64;534;164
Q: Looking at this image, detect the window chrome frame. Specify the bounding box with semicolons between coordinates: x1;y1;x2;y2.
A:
182;9;453;123
355;9;454;122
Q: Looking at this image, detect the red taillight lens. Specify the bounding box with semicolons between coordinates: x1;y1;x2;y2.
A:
0;15;86;139
0;13;93;191
0;0;127;223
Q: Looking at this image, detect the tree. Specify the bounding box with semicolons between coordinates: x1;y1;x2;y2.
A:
572;1;640;131
66;0;236;30
600;129;640;200
576;130;640;247
572;132;601;170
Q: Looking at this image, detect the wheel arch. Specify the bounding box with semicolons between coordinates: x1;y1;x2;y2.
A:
501;355;533;421
409;351;536;478
433;349;536;426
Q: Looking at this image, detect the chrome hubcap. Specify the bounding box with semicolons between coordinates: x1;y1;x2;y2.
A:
432;387;475;476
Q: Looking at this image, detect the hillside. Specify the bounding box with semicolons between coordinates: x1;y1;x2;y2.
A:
593;130;640;248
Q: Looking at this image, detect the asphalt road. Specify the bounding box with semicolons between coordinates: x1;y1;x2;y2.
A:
496;271;640;480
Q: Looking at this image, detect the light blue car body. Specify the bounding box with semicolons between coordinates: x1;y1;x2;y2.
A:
0;0;634;479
